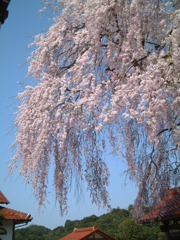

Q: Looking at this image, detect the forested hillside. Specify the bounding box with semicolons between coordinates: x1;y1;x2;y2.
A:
15;206;164;240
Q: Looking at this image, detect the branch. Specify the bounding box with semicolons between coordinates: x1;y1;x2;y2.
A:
156;123;180;137
115;54;149;87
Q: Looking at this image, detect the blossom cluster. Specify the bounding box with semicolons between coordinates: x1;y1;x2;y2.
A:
10;0;180;215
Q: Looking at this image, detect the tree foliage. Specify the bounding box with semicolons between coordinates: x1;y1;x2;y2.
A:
15;225;53;240
117;218;165;240
118;218;144;240
15;207;163;240
10;0;180;215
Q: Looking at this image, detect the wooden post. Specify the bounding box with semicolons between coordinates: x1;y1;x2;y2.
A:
12;222;15;240
164;231;170;240
161;221;170;240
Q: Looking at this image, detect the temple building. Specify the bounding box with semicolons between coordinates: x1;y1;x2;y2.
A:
141;188;180;240
0;191;32;240
60;226;116;240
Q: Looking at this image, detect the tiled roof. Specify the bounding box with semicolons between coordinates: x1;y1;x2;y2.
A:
141;188;180;222
0;191;9;204
60;226;116;240
0;206;32;224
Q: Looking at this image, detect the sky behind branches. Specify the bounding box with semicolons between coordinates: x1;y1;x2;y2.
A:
0;0;137;230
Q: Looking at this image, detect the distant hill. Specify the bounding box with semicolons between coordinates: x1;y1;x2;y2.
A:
15;206;164;240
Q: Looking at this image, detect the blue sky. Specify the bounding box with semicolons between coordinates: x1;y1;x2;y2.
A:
0;0;137;230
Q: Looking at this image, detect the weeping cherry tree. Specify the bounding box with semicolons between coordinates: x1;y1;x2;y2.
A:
10;0;180;216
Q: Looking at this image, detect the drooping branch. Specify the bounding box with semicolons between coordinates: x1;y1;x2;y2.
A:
10;0;180;216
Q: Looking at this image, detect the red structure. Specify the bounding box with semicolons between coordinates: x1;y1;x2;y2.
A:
60;226;116;240
141;188;180;240
0;191;32;240
0;192;9;205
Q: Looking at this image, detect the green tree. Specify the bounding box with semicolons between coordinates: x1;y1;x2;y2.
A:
15;207;164;240
15;225;52;240
143;223;165;240
118;218;145;240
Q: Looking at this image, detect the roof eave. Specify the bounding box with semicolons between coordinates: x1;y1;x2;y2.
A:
14;218;33;225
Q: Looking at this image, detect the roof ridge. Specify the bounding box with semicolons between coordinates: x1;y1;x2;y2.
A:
74;225;98;232
60;225;116;240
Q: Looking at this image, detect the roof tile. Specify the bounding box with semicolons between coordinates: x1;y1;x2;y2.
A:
60;226;116;240
0;206;32;224
141;188;180;222
0;191;9;204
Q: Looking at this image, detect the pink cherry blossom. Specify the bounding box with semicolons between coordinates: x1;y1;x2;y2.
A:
10;0;180;216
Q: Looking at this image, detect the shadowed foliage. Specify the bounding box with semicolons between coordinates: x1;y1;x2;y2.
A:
15;207;164;240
